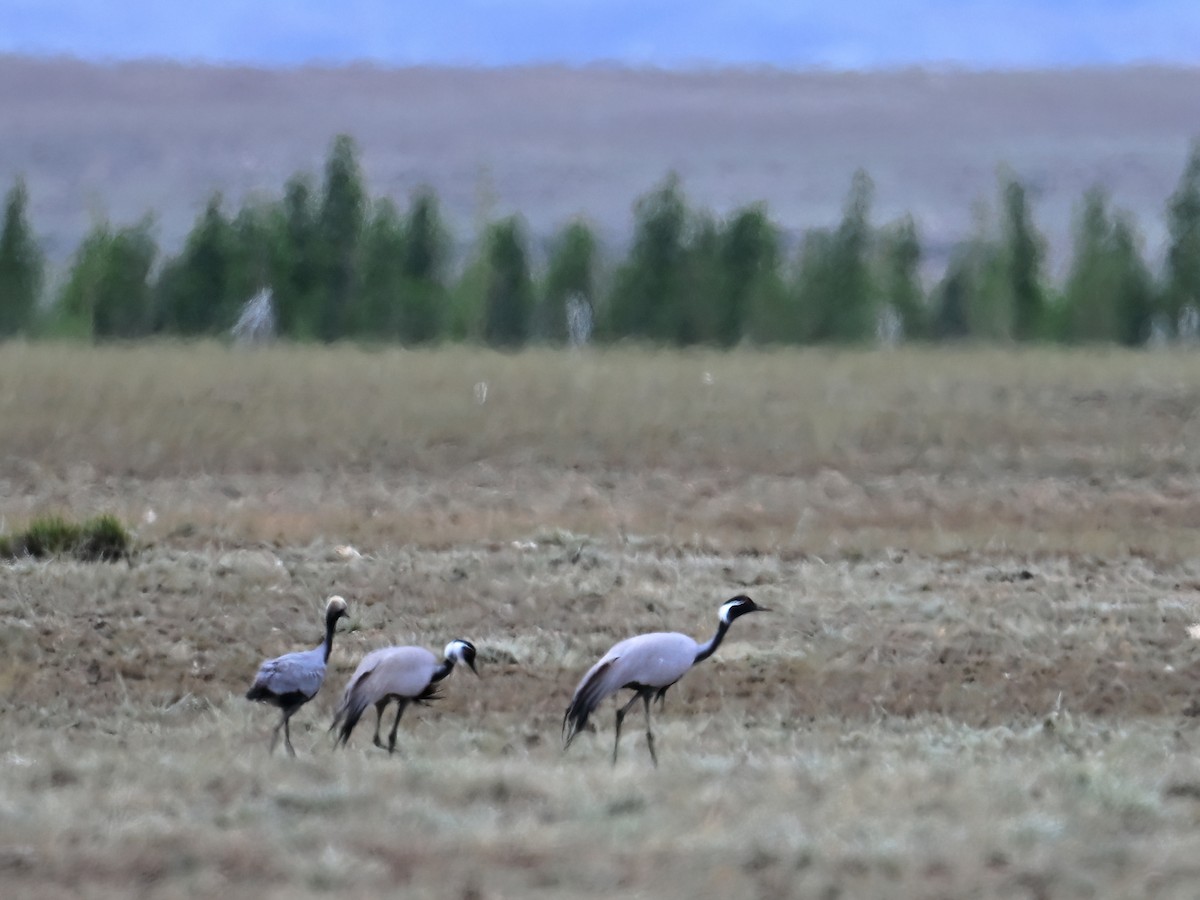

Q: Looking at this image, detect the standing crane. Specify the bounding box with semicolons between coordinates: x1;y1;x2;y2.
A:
331;639;478;753
563;595;768;765
245;595;349;756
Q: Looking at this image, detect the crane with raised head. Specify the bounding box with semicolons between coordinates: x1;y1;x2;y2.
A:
245;595;349;756
563;595;769;765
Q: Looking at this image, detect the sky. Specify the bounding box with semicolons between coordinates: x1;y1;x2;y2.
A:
2;0;1199;69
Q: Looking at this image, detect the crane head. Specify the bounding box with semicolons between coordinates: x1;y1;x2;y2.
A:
325;595;349;622
446;638;479;675
719;595;770;623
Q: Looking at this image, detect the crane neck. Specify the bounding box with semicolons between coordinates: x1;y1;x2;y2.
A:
430;657;456;684
693;618;731;664
321;615;339;663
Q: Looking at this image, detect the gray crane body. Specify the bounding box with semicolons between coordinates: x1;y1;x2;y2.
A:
576;631;699;697
248;645;330;706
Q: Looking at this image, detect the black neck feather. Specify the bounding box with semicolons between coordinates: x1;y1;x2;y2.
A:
693;618;731;664
322;613;339;662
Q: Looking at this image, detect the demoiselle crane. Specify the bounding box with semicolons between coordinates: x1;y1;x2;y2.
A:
245;595;349;756
563;595;768;765
332;639;478;753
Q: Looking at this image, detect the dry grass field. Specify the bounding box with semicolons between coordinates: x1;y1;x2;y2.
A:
3;343;1200;898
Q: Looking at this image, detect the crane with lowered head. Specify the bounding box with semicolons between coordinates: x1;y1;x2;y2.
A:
331;639;478;753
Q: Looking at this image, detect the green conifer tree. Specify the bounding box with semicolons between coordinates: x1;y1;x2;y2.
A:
356;198;408;339
57;219;156;339
272;173;323;339
316;134;366;341
716;205;781;346
540;219;597;343
1165;141;1200;336
791;171;878;343
0;179;43;337
605;174;688;341
879;216;925;340
398;188;450;343
482;217;534;347
1061;188;1155;345
1001;176;1048;341
154;195;236;335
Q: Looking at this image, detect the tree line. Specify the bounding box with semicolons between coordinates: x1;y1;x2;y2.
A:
1;133;1199;346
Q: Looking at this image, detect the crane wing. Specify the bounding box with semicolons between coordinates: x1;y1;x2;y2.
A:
252;647;326;700
372;647;439;699
338;647;390;707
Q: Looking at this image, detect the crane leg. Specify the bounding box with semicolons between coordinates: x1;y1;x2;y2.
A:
613;693;642;765
372;701;389;749
282;712;297;757
387;702;408;754
642;693;658;767
269;715;285;754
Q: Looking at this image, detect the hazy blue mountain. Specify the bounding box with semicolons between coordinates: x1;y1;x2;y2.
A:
3;0;1198;68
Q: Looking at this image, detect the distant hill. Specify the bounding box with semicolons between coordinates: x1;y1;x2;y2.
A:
1;56;1198;272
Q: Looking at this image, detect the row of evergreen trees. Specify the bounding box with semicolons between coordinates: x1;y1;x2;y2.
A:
1;134;1199;346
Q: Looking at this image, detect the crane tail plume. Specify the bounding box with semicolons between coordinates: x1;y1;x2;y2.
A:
562;698;589;748
245;684;268;702
416;683;442;704
563;659;614;749
334;706;362;748
333;694;371;748
329;668;374;742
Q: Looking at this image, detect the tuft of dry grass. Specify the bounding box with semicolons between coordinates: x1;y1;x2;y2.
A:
4;344;1200;897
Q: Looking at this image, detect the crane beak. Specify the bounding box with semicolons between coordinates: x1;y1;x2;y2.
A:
467;658;479;676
